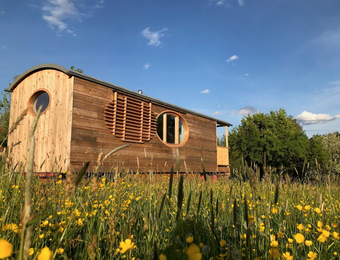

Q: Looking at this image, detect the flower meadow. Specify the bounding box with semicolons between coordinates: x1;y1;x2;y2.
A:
0;164;340;260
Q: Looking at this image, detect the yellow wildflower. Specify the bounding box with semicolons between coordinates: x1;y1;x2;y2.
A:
259;223;265;232
294;233;305;244
57;248;64;254
317;234;327;242
159;253;167;260
322;229;330;238
219;239;226;247
305;240;312;246
307;251;317;260
268;248;280;258
119;239;135;254
296;205;303;211
0;239;13;258
270;241;278;248
288;238;293;244
297;224;304;231
38;247;53;260
271;208;278;214
277;231;284;238
248;215;255;223
29;248;34;256
315;208;321;214
186;236;194;243
332;232;339;239
282;252;293;260
186;243;202;260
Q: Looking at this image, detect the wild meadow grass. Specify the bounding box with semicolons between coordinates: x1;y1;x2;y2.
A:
0;161;340;260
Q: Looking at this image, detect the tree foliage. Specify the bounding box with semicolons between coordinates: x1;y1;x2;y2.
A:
0;75;19;147
318;132;340;175
70;66;83;74
225;108;327;173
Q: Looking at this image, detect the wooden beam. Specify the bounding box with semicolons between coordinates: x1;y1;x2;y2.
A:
163;113;167;142
112;92;117;135
140;102;143;142
122;96;127;140
175;116;179;144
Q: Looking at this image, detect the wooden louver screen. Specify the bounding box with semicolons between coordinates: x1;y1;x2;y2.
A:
104;93;156;143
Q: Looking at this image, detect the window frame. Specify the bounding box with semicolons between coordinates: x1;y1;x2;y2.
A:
156;110;189;147
28;89;51;116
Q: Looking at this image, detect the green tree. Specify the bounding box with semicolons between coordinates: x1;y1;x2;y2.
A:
319;132;340;176
227;108;313;172
70;66;83;74
0;75;19;147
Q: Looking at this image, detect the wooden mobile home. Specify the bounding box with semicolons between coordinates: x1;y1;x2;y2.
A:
7;64;232;173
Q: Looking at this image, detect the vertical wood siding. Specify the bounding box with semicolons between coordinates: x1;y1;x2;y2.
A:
8;69;73;172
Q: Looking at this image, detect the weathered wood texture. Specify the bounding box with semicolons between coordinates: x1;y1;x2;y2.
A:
70;77;219;172
217;146;229;166
8;69;73;172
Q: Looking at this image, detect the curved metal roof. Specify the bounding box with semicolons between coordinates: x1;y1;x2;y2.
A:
7;63;69;91
7;63;232;127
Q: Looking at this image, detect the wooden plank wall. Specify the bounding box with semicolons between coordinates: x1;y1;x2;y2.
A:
71;77;218;172
8;69;73;172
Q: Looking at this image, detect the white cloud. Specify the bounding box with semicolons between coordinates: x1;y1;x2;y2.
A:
66;29;76;36
315;29;340;49
141;27;168;46
42;0;80;33
212;111;223;115
0;11;4;14
295;111;340;125
200;89;210;94
41;0;103;35
0;46;6;49
226;55;239;62
245;73;249;76
143;63;150;70
95;0;104;8
238;0;245;6
216;0;226;5
236;106;259;115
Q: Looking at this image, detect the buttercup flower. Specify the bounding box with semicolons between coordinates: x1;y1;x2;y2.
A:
220;240;226;247
186;243;202;260
307;251;317;260
159;253;167;260
0;239;13;258
38;247;53;260
270;241;278;248
119;239;135;254
305;240;313;246
282;252;293;260
294;233;305;244
268;248;280;258
186;235;194;243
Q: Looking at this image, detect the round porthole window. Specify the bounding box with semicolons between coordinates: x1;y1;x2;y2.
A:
156;111;189;147
29;90;51;115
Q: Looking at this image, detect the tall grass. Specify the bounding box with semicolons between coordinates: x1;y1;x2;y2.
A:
0;148;340;259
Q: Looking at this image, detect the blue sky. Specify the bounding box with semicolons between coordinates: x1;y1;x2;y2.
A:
1;0;340;137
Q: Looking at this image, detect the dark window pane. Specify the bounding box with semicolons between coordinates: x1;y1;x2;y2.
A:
157;114;164;141
33;92;50;113
167;114;175;144
178;119;185;144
